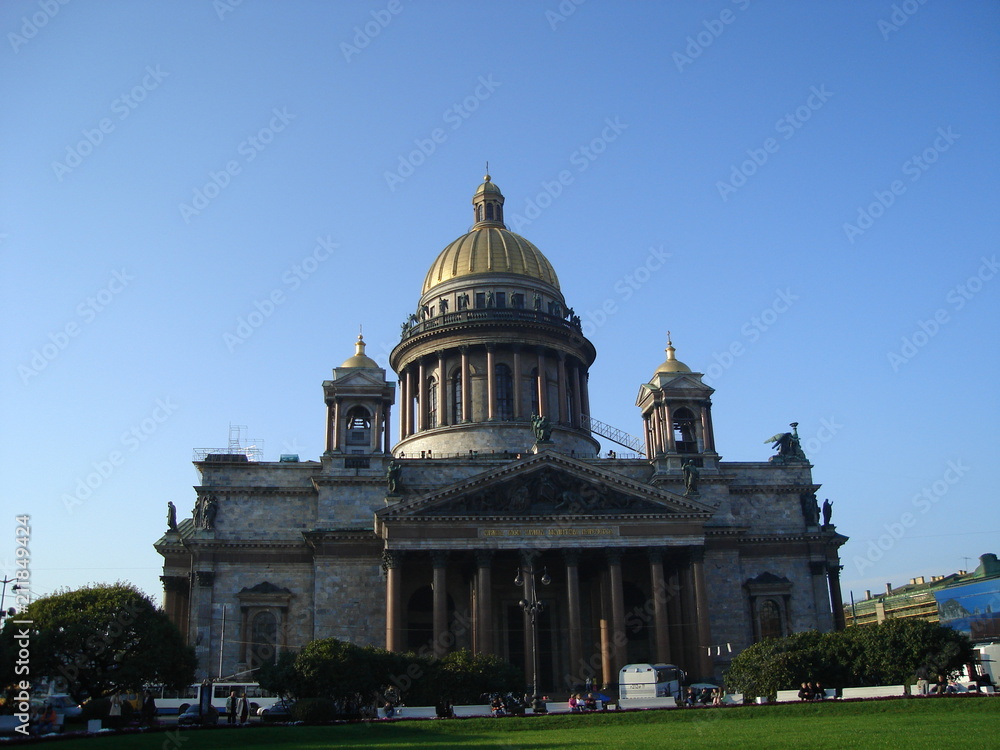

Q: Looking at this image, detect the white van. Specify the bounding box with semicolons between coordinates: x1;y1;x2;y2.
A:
618;663;685;701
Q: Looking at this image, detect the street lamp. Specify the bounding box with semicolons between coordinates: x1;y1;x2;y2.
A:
515;563;551;709
0;577;21;621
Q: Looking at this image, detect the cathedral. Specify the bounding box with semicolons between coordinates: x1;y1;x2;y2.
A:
155;174;847;690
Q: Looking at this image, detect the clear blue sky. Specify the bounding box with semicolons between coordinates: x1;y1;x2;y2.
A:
2;1;997;614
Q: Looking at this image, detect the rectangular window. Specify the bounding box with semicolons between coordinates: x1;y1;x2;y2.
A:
495;292;506;309
511;293;524;309
475;292;486;309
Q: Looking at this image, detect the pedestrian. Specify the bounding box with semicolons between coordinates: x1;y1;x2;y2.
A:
226;691;237;725
238;692;250;724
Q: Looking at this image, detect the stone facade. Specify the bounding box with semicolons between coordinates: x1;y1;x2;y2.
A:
154;175;847;690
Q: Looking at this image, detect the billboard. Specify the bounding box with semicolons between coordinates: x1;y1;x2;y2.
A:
935;579;1000;641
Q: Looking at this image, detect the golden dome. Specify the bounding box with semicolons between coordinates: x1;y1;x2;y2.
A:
341;333;379;368
653;335;691;377
422;226;560;294
474;173;502;196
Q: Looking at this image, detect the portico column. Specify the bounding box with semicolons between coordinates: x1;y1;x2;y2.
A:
536;349;548;416
475;551;494;655
512;346;523;419
460;346;470;422
417;359;427;432
606;550;626;678
557;352;567;424
384;550;405;652
486;345;496;420
564;550;583;687
691;548;714;679
666;563;684;666
648;548;672;664
432;551;449;658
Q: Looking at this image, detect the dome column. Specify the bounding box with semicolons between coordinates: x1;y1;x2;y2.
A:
486;345;497;420
536;348;548;416
417;359;427;432
557;353;568;425
571;362;583;429
437;351;448;427
460;346;470;422
512;346;523;420
581;370;591;420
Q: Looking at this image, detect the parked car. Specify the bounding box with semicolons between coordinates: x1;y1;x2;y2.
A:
177;704;219;726
257;699;295;721
46;694;82;718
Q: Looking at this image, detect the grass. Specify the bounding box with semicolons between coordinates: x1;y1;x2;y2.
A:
46;696;999;750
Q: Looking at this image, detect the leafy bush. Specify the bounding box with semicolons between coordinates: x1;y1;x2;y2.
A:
291;697;338;722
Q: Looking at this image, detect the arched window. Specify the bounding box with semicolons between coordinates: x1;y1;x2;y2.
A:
249;610;277;669
759;599;782;640
345;406;371;447
496;364;513;420
427;377;438;429
476;205;483;222
485;203;494;221
673;407;698;453
451;372;462;423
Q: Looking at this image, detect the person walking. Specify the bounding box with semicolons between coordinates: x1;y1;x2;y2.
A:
238;692;250;725
226;691;237;725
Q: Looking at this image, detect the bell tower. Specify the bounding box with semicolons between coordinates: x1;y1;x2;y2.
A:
636;335;719;474
323;334;396;455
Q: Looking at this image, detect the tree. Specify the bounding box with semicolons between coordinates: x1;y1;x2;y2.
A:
0;583;196;703
436;650;523;703
725;620;975;700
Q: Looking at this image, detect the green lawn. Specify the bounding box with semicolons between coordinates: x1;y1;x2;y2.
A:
52;697;998;750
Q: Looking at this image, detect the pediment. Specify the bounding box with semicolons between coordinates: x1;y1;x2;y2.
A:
325;369;391;388
377;451;715;521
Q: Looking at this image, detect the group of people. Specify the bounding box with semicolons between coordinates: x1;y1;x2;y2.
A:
225;691;251;724
567;693;599;712
684;686;723;706
797;681;828;701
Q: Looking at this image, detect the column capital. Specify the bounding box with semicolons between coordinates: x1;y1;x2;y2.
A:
605;548;623;566
430;550;449;568
382;549;404;571
688;546;705;565
562;549;581;566
647;547;667;564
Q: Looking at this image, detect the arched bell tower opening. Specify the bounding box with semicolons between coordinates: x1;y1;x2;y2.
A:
390;175;599;457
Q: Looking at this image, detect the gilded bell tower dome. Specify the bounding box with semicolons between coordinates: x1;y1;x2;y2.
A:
390;174;599;457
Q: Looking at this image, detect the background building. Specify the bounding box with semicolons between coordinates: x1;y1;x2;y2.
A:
155;176;848;690
846;552;1000;642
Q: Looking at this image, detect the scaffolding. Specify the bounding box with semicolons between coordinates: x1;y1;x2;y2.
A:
581;414;645;456
193;424;264;462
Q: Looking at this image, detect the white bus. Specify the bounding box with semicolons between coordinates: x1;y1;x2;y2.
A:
135;683;281;715
618;663;685;701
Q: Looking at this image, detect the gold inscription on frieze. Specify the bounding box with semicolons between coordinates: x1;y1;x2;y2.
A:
480;527;617;538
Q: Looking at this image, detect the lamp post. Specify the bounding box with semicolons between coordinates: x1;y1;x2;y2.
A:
0;577;21;621
515;562;550;708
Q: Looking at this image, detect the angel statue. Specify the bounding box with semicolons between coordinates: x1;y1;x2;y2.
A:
764;422;807;463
